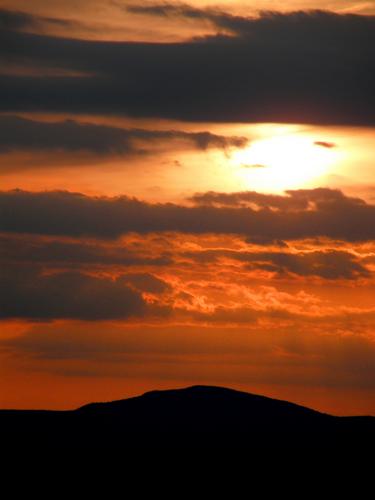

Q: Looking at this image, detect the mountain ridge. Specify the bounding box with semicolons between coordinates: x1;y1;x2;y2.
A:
1;385;374;450
76;384;331;418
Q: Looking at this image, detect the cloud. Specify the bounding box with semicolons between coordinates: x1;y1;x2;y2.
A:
125;3;375;40
0;7;81;34
0;8;40;31
3;320;375;393
314;141;336;148
0;115;247;159
244;250;370;279
1;10;374;124
125;2;211;20
184;248;369;279
188;190;313;208
124;0;249;34
0;232;368;293
1;188;374;242
0;233;172;266
118;272;171;293
189;187;367;208
125;1;296;37
0;264;169;320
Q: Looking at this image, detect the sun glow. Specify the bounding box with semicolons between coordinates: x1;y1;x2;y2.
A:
231;133;340;191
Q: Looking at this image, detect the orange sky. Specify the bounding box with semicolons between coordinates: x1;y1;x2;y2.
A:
1;0;375;415
1;1;374;41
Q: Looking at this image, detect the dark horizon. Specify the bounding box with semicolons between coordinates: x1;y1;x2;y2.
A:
2;385;374;417
2;385;374;450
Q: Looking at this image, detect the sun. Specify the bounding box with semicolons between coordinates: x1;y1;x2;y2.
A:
231;133;340;191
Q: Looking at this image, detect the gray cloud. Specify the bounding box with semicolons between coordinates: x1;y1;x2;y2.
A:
119;272;171;293
0;188;374;242
190;187;366;210
0;264;168;320
188;190;314;209
0;233;172;267
0;8;38;31
125;2;214;21
122;2;266;37
0;233;367;281
184;248;369;279
244;250;369;279
0;115;247;159
0;10;374;125
0;7;89;33
125;3;375;40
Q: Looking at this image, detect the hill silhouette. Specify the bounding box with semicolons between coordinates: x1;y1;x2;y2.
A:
1;385;374;450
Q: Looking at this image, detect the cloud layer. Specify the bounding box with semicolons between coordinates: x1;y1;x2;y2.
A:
0;264;171;320
1;9;374;124
1;188;374;242
0;115;247;158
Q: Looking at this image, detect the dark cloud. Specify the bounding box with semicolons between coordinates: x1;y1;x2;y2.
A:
126;3;375;42
125;2;213;21
244;236;288;247
188;187;360;210
0;234;172;267
249;250;369;279
0;7;79;33
0;10;374;124
0;115;247;158
314;141;336;148
188;190;309;209
0;8;40;32
120;272;171;293
0;264;166;320
0;188;374;242
125;0;259;40
0;233;366;281
184;248;369;279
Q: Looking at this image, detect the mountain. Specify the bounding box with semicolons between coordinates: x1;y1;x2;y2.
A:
1;385;374;450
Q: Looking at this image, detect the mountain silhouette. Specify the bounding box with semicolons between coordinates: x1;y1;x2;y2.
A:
1;385;374;450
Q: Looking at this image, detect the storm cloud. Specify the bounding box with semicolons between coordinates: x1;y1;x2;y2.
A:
0;115;247;158
0;264;161;320
1;188;374;242
0;233;172;267
183;248;370;279
1;9;374;124
0;7;62;32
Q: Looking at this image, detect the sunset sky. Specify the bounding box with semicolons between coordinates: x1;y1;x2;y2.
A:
1;0;375;415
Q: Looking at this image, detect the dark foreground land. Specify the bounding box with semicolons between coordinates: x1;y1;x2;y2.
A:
1;385;374;450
